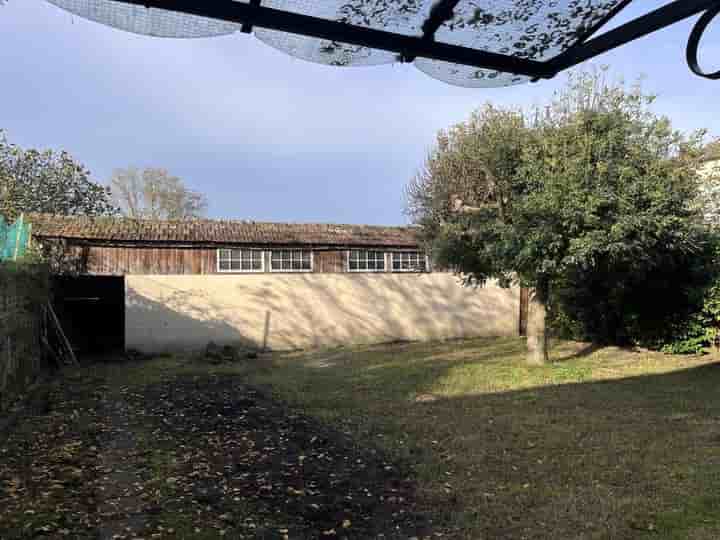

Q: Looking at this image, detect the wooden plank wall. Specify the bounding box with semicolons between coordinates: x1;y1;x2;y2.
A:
313;250;346;273
70;245;354;276
69;245;217;276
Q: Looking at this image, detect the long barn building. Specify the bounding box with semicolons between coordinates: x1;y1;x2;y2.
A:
29;213;521;354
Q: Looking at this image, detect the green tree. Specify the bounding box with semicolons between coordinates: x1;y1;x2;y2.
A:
0;131;116;221
110;167;207;220
407;71;706;364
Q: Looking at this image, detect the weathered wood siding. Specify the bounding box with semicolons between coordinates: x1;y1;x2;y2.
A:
68;245;217;276
67;245;369;276
313;250;346;273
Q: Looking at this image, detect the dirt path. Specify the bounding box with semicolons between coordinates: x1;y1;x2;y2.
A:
95;389;151;540
0;369;439;539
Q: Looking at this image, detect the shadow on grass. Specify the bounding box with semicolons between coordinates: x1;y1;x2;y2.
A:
247;341;720;540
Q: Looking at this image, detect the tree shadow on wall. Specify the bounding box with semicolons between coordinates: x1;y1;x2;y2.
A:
125;273;518;353
125;287;258;353
241;273;517;350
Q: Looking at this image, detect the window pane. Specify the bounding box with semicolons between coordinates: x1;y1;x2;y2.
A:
218;249;264;272
251;252;263;270
270;250;311;271
375;253;385;270
389;252;426;272
349;250;387;272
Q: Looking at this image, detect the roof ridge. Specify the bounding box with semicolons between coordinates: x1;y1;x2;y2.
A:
26;212;415;229
27;213;421;247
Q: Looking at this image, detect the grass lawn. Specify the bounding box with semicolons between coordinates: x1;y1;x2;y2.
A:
242;337;720;540
3;337;720;539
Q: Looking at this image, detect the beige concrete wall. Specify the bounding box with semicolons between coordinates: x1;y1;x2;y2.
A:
125;274;519;352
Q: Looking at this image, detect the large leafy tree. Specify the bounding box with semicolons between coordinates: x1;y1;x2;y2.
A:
110;167;207;220
0;131;117;221
407;71;706;365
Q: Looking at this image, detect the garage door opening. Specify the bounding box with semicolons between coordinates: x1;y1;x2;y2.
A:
52;276;125;356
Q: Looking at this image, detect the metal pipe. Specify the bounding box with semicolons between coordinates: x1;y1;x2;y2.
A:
545;0;720;75
112;0;553;78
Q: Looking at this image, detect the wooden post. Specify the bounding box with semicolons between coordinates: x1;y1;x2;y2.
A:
519;287;529;337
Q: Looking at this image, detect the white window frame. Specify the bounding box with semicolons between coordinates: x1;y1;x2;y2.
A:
269;249;314;273
391;251;429;273
346;250;387;273
216;248;265;273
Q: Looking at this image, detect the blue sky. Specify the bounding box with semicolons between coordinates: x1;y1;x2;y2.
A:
1;1;718;225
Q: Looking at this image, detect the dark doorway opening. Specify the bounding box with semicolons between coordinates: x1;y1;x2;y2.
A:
52;276;125;355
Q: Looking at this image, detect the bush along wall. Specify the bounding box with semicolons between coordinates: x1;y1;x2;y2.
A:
0;262;49;411
548;232;720;355
660;257;720;354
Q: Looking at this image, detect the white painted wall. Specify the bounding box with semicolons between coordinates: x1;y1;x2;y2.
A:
125;273;519;352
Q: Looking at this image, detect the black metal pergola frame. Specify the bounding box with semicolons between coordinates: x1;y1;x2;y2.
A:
115;0;720;80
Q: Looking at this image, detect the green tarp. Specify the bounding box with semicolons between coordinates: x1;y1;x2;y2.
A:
0;214;32;261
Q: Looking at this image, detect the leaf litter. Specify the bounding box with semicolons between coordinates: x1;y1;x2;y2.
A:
0;372;440;539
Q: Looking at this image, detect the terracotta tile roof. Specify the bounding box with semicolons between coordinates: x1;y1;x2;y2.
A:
27;213;421;248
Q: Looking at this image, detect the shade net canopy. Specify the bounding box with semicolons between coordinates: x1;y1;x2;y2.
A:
46;0;244;37
254;0;437;66
42;0;714;87
415;0;623;87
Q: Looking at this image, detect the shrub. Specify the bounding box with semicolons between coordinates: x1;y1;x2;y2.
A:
549;229;720;354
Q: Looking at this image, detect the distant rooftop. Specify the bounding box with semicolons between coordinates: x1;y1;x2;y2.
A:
28;213;420;248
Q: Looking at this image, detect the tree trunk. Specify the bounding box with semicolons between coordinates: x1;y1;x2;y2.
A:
526;282;549;365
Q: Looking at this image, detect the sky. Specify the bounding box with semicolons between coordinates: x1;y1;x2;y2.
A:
1;1;719;225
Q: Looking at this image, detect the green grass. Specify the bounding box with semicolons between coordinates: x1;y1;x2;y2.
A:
79;337;720;538
237;337;720;539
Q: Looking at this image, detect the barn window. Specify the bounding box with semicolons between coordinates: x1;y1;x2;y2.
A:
217;249;264;273
270;250;313;272
348;250;385;272
391;251;428;272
